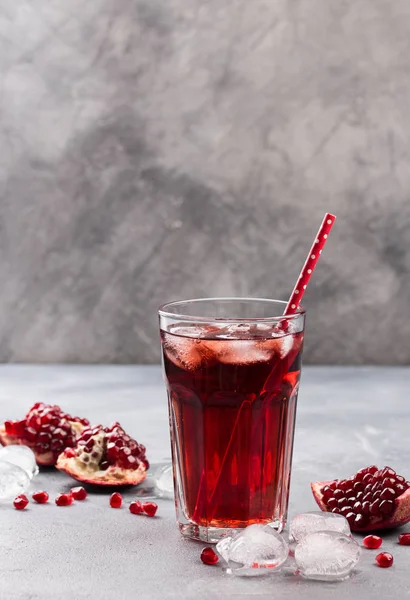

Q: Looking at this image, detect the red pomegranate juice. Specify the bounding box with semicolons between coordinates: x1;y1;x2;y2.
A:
161;323;304;531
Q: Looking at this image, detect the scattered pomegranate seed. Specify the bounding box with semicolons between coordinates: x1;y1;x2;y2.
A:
142;502;158;517
14;494;29;510
32;491;49;504
129;501;143;515
376;552;393;568
363;535;382;549
200;547;219;565
110;492;122;508
71;487;87;501
398;533;410;546
55;493;73;507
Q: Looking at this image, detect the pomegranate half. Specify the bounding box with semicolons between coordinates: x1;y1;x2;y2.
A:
312;465;410;532
0;403;89;466
56;422;149;486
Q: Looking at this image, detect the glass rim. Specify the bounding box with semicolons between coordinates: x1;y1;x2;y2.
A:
158;297;305;323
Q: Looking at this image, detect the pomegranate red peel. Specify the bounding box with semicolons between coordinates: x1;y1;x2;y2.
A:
312;465;410;532
0;403;89;466
56;422;149;487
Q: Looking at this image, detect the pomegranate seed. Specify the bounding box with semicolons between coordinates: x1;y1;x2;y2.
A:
14;494;29;510
142;502;158;517
379;500;394;516
380;487;396;501
368;465;378;475
329;481;337;490
362;501;371;516
327;498;338;509
331;507;341;514
129;501;143;515
356;468;367;481
395;483;406;496
381;467;396;478
353;481;363;493
398;533;410;546
376;552;393;568
321;486;333;500
370;500;381;516
71;487;87;501
110;493;123;508
333;489;344;500
32;491;49;504
396;475;405;484
200;547;219;565
340;506;352;517
345;512;356;526
382;477;396;489
363;535;382;549
363;473;373;485
55;493;73;507
338;481;349;492
337;498;348;509
354;514;367;528
64;448;76;458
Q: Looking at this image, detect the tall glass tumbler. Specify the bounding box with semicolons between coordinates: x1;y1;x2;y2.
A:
159;298;305;543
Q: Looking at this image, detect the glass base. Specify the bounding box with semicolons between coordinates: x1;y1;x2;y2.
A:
179;519;285;544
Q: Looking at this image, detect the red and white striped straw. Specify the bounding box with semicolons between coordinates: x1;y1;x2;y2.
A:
284;213;336;315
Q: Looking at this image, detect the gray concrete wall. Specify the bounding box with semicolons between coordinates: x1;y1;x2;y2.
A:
1;0;410;364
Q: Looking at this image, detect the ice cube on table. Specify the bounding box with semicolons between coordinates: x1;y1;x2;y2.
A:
289;511;350;544
0;445;39;479
294;531;360;581
154;463;174;499
0;461;31;500
216;524;289;577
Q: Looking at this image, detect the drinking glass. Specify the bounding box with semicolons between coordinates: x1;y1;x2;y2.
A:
159;298;305;543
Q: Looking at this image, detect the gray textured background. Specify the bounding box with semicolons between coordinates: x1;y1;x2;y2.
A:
1;0;410;364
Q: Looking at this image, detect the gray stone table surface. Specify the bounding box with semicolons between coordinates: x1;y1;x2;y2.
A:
0;365;409;600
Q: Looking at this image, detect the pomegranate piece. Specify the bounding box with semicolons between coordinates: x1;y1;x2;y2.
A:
55;493;73;507
129;500;143;515
71;486;87;501
0;403;89;466
311;465;410;532
398;533;410;546
14;494;29;510
110;492;123;508
142;502;158;517
363;535;382;549
200;547;219;565
32;491;49;504
376;552;393;568
56;422;149;487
